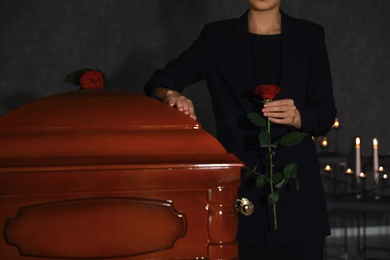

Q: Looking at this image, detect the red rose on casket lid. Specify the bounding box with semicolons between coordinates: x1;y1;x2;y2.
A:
64;68;109;90
80;70;104;89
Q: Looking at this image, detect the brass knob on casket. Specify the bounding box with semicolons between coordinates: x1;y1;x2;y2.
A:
236;197;254;216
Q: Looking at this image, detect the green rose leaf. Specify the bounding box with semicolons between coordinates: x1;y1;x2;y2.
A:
243;166;257;178
259;131;271;146
264;150;276;158
280;131;307;147
282;163;298;179
247;112;267;127
275;179;287;189
268;192;279;205
64;71;83;85
256;174;268;187
64;68;92;85
272;172;284;184
272;138;280;147
295;178;300;190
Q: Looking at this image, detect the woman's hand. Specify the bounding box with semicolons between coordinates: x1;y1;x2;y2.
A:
262;99;301;129
154;87;197;120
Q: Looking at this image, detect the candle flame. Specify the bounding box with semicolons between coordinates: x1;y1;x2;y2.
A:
345;168;353;174
332;118;340;128
356;137;360;146
373;138;378;147
321;138;328;147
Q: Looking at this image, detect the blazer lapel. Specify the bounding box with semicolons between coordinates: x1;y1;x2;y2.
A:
235;11;256;111
279;10;296;99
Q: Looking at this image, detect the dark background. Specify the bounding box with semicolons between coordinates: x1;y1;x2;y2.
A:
1;0;390;158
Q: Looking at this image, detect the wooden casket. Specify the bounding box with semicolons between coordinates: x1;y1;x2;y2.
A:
0;91;243;260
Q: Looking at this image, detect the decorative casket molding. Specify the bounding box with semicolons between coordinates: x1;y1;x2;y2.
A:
5;198;186;258
0;91;243;259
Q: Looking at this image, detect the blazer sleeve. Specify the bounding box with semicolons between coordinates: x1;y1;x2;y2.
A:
299;26;337;137
144;25;211;97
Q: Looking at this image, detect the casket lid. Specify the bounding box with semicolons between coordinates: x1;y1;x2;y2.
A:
0;91;243;172
0;91;199;130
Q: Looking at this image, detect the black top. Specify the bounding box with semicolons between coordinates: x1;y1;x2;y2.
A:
249;33;282;86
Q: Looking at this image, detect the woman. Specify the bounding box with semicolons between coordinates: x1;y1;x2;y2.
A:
145;0;337;258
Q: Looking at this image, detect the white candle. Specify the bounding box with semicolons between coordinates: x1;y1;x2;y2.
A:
355;137;361;183
373;138;379;184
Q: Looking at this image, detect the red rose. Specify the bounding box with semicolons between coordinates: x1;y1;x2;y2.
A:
253;84;281;100
80;70;104;89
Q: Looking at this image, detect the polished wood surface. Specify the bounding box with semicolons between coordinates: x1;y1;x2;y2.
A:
0;91;243;259
0;91;226;158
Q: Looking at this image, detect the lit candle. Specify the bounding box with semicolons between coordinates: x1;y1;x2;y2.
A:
324;165;332;172
332;118;340;129
355;137;361;182
379;167;387;181
345;168;353;175
359;172;367;179
373;138;379;184
321;136;329;148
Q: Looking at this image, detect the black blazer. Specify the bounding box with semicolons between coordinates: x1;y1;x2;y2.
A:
145;10;337;246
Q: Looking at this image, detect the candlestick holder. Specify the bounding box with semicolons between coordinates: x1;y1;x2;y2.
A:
322;164;337;194
379;171;389;199
355;172;367;199
331;118;341;154
373;182;382;200
319;150;390;201
344;168;355;194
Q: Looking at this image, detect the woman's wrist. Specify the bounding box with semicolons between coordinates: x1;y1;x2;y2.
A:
154;87;179;101
291;109;302;129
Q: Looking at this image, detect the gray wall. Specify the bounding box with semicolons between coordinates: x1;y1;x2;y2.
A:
1;0;390;158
